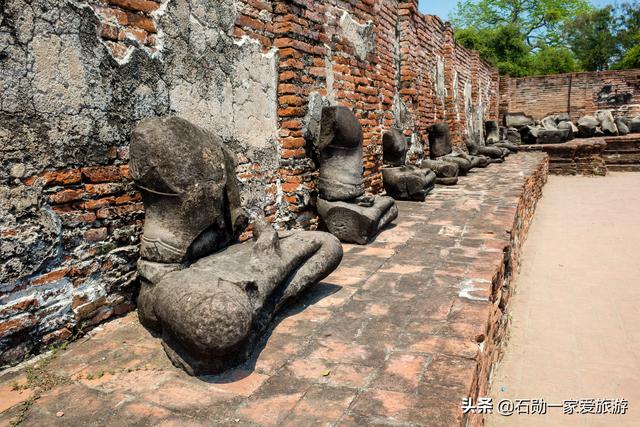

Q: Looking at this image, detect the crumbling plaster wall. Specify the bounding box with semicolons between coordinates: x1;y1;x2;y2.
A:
0;0;500;365
0;0;280;365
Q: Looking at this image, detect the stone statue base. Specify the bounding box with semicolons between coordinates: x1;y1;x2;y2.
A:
138;223;342;376
491;141;520;153
317;196;398;244
471;145;508;161
420;159;459;185
130;116;344;376
382;166;436;201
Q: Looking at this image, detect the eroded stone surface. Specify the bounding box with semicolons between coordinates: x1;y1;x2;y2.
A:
504;112;534;129
317;107;397;243
131;117;343;375
0;0;280;364
382;129;436;201
429;123;491;174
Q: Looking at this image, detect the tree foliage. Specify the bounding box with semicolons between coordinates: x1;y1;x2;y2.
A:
528;46;580;75
451;0;591;47
614;1;640;69
452;0;640;76
565;6;619;71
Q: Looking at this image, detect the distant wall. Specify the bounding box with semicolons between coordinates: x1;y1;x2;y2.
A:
500;69;640;122
0;0;499;366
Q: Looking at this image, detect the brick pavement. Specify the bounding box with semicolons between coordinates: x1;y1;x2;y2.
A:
0;153;548;427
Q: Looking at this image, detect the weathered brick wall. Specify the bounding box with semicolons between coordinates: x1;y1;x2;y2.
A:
500;69;640;121
0;0;499;366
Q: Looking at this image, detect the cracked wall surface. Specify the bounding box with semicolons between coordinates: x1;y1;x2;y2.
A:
0;0;280;366
0;0;500;366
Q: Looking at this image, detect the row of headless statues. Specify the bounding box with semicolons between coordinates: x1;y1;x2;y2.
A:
130;107;517;375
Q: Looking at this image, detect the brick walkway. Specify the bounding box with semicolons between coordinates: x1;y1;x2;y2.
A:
0;153;547;427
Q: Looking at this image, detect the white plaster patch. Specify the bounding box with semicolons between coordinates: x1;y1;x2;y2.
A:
31;34;89;115
438;224;463;237
434;56;446;101
458;278;491;302
452;71;459;102
325;46;336;103
393;93;414;129
337;10;375;61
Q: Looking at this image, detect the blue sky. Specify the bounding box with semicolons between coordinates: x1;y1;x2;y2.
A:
419;0;618;21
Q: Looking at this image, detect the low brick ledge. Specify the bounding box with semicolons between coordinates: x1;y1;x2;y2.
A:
602;134;640;172
520;138;607;176
0;153;549;427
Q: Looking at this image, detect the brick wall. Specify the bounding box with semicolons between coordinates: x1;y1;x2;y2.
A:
0;0;499;366
500;69;640;122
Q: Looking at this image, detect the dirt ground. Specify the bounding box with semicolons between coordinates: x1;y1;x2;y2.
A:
488;173;640;426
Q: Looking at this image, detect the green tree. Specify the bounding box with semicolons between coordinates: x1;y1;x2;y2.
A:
565;6;620;71
455;25;574;77
452;0;639;76
451;0;591;47
529;46;580;75
616;1;640;49
616;45;640;69
614;1;640;69
455;28;499;65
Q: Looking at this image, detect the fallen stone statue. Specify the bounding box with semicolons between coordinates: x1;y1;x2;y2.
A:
130;117;343;375
428;123;490;174
420;159;459;185
485;120;520;153
381;128;436;201
317;106;398;244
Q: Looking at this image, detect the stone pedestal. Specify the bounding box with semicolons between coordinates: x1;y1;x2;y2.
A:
131;117;343;375
317;196;398;245
381;128;437;200
317;107;398;243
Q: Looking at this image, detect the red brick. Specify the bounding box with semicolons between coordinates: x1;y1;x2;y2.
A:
31;267;71;286
106;0;159;13
24;169;82;187
83;197;116;210
281;182;300;193
81;166;122;183
95;6;129;25
0;315;36;338
279;71;296;82
49;189;84;205
119;165;132;180
0;298;38;318
127;12;157;32
281;119;302;129
42;327;73;345
85;227;109;242
278;95;304;106
100;23;120;41
84;183;124;196
115;193;142;204
57;211;97;225
278;107;305;117
281;148;306;159
280;137;305;149
236;14;266;32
